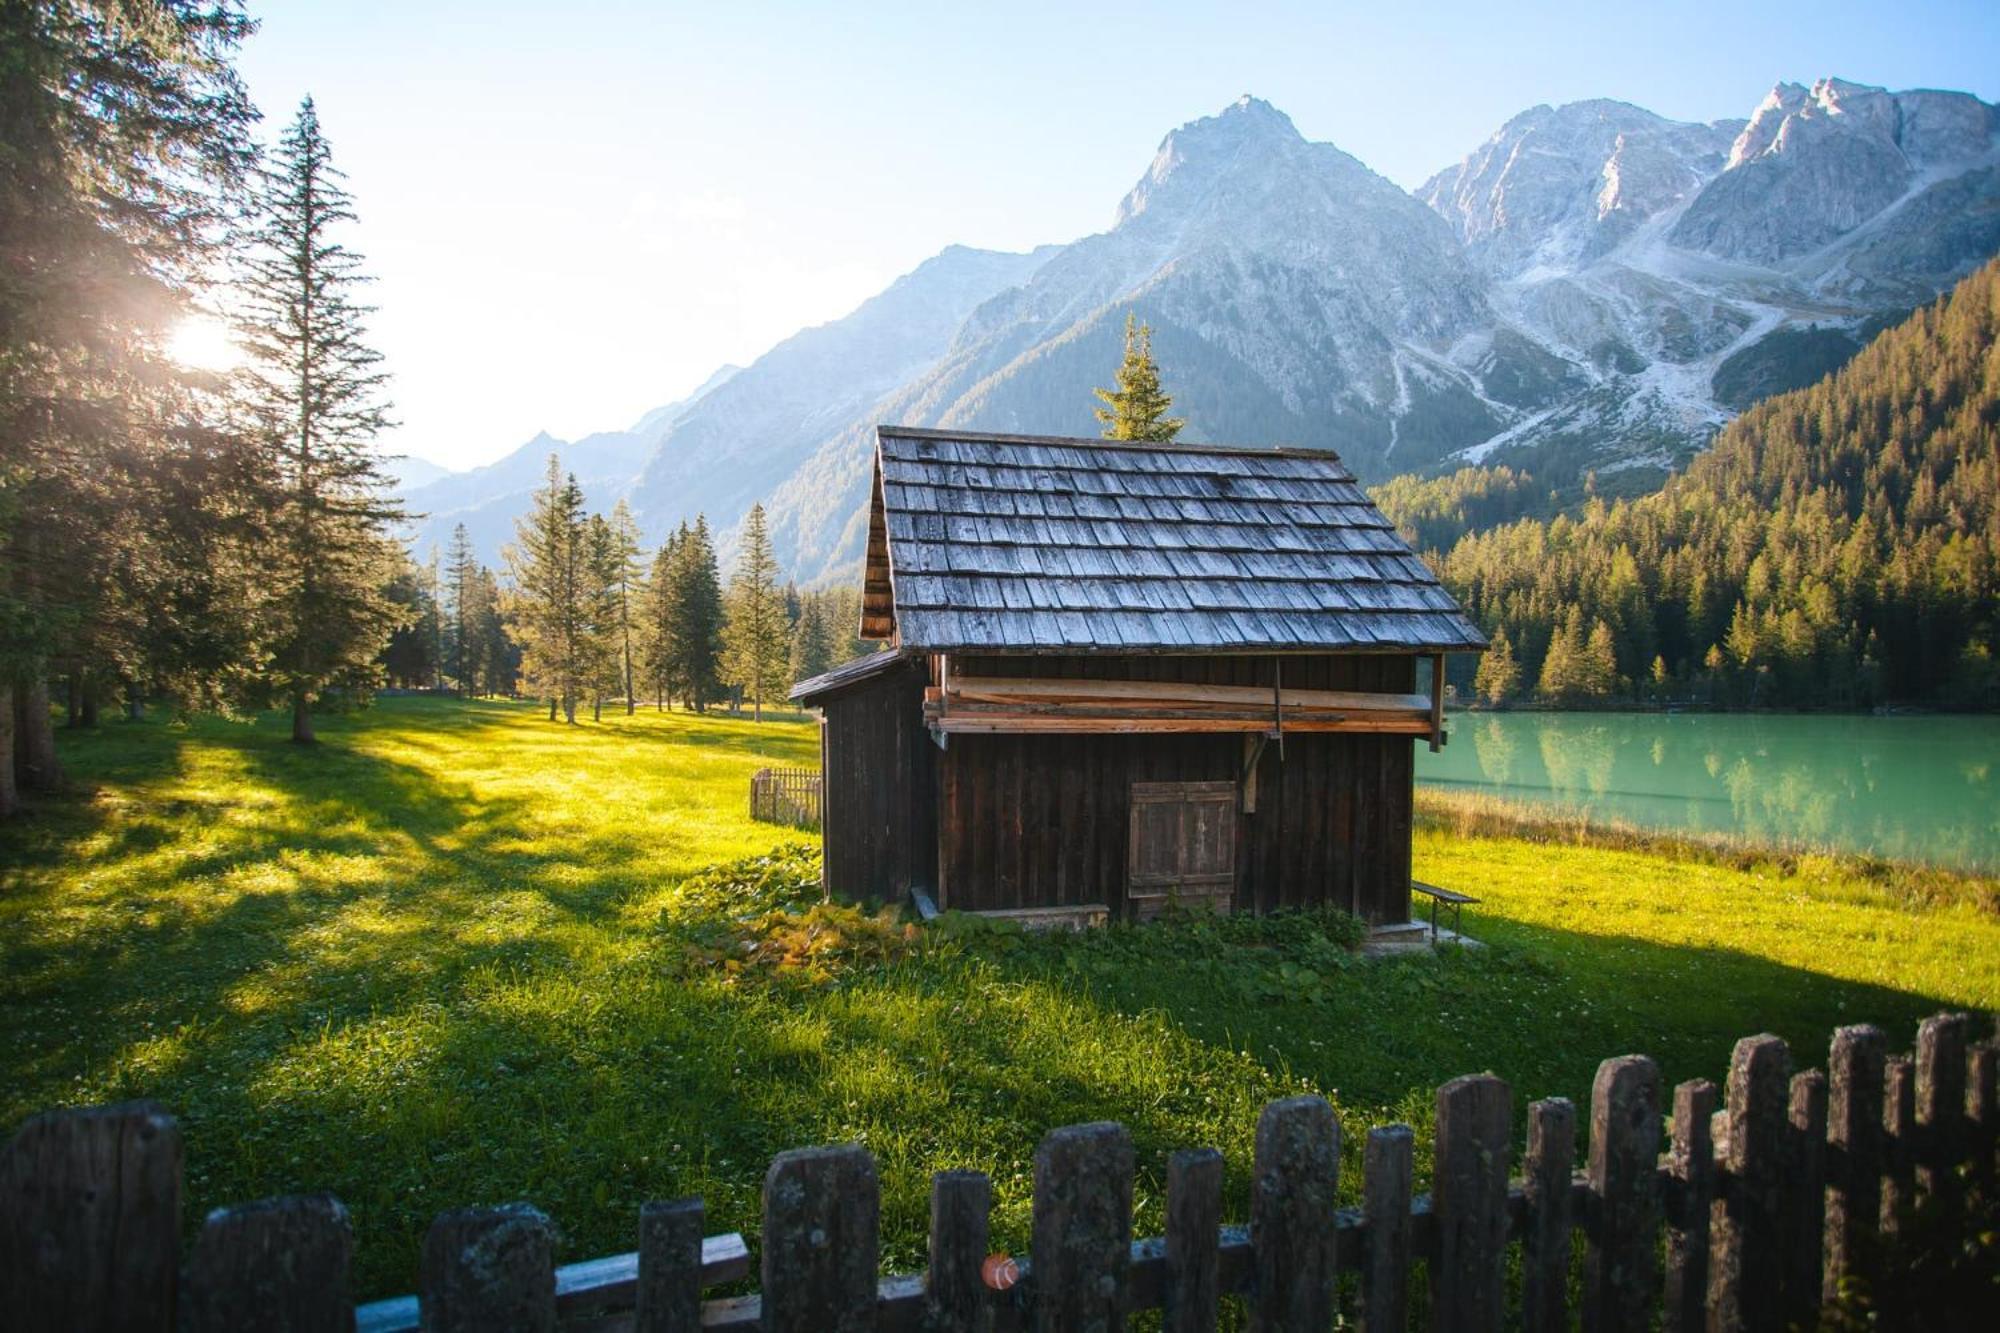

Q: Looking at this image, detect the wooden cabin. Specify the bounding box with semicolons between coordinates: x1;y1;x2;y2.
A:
790;426;1486;926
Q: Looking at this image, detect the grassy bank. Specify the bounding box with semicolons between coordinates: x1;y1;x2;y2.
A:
2;697;1993;1297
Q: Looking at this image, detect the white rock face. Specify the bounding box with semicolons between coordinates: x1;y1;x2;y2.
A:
1419;100;1738;277
420;81;2000;580
1674;79;1998;266
1413;77;2000;482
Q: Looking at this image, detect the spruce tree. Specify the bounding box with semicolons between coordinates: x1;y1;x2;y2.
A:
235;98;405;743
605;500;643;714
722;504;790;722
1537;612;1586;702
640;526;685;709
505;456;589;722
445;522;479;693
1093;312;1186;442
1583;620;1620;699
790;593;836;685
582;512;625;722
1;1;256;808
1473;627;1520;705
672;517;726;711
470;566;513;695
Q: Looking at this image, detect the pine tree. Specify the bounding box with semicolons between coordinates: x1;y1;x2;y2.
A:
672;517;726;711
605;500;643;714
505;456;590;722
1537;611;1586;702
1583;620;1620;698
379;549;441;687
469;566;514;696
723;504;790;722
235;99;406;743
1473;627;1520;705
1;1;257;809
1093;312;1185;442
639;526;684;709
582;512;627;722
791;593;837;685
445;523;479;693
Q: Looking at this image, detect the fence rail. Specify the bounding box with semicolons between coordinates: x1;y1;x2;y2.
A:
748;766;821;830
1;1011;1994;1330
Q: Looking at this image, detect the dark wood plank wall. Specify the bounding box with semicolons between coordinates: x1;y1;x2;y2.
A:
936;654;1417;923
819;657;938;904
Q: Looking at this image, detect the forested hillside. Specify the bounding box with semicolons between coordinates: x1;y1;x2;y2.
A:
1430;257;2000;709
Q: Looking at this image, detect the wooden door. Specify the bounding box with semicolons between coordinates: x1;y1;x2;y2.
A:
1127;780;1237;920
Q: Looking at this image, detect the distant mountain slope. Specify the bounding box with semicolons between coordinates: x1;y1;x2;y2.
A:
621;243;1059;549
410;79;1999;584
1417;80;2000;487
1432;256;2000;708
762;81;1998;584
400;246;1053;561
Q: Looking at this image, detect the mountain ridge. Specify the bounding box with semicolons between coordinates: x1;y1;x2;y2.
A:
403;78;2000;586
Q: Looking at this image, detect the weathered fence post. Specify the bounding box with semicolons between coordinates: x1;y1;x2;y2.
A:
184;1195;352;1332
636;1197;705;1333
1916;1012;1970;1220
927;1169;992;1333
1582;1056;1661;1333
1431;1074;1510;1333
1662;1079;1715;1333
1164;1148;1222;1333
1970;1038;1999;1197
1881;1055;1915;1238
1521;1097;1575;1333
0;1101;182;1332
1708;1034;1788;1333
1782;1070;1828;1327
1249;1096;1339;1333
420;1204;557;1333
1824;1025;1886;1304
1359;1125;1413;1333
762;1145;879;1333
1032;1122;1134;1333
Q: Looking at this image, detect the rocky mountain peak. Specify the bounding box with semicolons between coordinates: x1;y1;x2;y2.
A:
1113;94;1309;228
1676;77;1998;267
1420;97;1736;275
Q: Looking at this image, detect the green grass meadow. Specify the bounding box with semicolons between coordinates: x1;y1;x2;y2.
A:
2;696;1995;1298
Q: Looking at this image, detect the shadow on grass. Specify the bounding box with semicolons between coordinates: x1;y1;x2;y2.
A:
2;700;1985;1300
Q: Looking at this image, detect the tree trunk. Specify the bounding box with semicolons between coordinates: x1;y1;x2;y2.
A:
563;695;577;724
15;677;64;790
592;694;602;723
752;688;762;724
127;684;145;720
292;691;315;744
0;683;18;818
80;673;98;728
548;695;558;721
65;674;81;728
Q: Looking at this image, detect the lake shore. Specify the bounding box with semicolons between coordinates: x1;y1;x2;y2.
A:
1419;710;2000;874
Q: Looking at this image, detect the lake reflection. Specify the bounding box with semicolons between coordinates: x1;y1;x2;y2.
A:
1416;712;2000;872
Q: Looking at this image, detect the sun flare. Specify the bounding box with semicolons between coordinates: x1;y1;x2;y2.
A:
165;315;242;372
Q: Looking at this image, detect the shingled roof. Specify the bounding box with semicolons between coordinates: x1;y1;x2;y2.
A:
861;426;1486;654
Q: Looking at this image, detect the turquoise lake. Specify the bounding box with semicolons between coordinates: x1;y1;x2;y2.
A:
1416;712;2000;873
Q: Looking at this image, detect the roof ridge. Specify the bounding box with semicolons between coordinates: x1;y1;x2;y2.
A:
876;424;1349;463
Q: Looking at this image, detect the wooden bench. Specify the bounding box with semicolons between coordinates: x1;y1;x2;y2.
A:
1411;879;1479;942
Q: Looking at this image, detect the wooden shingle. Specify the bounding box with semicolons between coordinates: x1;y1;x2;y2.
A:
862;426;1486;653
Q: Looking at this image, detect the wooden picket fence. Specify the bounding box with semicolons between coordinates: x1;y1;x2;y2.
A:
748;766;821;830
1;1011;1995;1331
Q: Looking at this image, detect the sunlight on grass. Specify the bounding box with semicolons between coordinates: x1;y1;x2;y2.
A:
2;696;1993;1297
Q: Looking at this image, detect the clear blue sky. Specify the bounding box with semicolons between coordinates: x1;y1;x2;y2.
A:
227;0;2000;470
